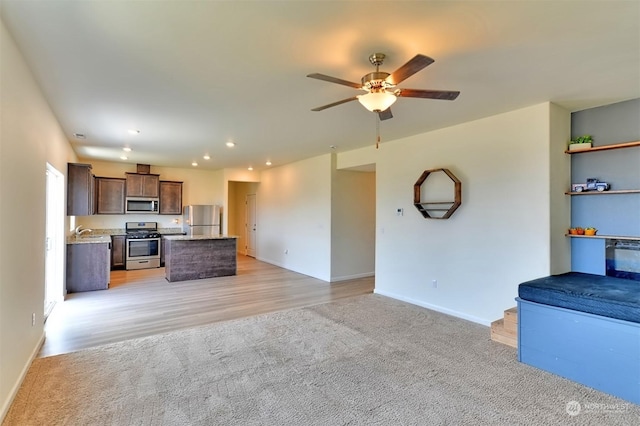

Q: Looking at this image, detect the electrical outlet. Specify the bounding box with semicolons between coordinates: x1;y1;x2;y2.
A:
432;280;438;288
32;313;36;326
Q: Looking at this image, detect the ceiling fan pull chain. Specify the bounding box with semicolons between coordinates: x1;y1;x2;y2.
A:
375;114;381;149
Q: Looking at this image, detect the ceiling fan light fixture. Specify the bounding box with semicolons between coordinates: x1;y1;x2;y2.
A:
357;91;397;112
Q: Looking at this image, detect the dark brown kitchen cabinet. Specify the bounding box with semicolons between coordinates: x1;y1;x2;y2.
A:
126;173;159;198
67;163;94;216
159;181;183;215
111;235;126;270
95;177;126;214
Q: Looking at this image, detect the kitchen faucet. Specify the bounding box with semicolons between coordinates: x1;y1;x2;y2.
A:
75;225;93;236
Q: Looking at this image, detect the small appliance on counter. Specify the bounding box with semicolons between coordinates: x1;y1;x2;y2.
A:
125;222;161;270
183;205;221;236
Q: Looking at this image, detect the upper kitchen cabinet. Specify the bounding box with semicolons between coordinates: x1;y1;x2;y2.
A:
126;173;160;198
67;163;94;216
95;177;126;214
159;181;183;215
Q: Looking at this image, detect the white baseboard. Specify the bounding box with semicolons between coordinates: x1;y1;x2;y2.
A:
374;289;491;327
330;271;375;282
255;256;330;282
0;332;45;422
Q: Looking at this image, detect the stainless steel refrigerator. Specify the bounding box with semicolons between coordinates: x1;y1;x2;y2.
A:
183;205;221;236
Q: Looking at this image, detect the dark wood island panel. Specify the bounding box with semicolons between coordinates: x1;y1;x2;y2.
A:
164;237;237;282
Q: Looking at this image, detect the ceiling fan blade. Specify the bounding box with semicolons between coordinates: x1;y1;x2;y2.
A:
311;96;358;111
386;54;434;85
306;73;362;89
378;108;393;121
396;88;460;100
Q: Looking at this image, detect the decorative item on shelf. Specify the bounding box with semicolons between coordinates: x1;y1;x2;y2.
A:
571;178;610;192
584;227;597;236
575;227;585;235
568;135;593;151
568;228;578;235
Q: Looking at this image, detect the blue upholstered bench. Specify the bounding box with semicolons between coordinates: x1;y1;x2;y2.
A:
516;272;640;404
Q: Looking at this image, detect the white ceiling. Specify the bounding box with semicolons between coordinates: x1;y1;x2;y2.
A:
2;1;639;171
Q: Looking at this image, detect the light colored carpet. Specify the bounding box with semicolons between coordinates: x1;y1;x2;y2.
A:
4;294;639;425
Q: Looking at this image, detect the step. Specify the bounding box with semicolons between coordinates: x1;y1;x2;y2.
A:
504;307;517;334
490;318;517;348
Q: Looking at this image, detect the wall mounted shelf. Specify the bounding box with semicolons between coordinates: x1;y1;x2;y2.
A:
565;234;640;241
564;140;640;154
565;189;640;195
565;138;639;244
413;168;461;219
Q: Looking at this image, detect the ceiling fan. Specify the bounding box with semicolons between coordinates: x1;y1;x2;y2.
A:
307;53;460;120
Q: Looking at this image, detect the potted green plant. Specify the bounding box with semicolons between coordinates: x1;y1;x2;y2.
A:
568;135;593;151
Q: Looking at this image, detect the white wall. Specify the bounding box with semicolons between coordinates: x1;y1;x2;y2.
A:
369;103;569;325
330;164;376;281
76;160;225;230
549;103;572;274
257;155;332;280
0;20;78;419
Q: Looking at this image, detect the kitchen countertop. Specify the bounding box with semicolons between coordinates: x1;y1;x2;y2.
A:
163;234;239;241
66;227;185;243
158;228;186;235
66;235;112;245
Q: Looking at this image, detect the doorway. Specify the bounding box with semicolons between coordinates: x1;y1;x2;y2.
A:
45;163;65;319
245;193;257;257
227;181;259;257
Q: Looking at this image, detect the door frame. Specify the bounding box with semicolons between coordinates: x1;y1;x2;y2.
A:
245;193;257;257
45;163;65;319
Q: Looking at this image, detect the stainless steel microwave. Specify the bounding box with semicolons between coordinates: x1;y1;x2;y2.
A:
125;197;159;214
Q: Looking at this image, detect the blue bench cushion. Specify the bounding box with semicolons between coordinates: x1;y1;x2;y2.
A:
518;272;640;324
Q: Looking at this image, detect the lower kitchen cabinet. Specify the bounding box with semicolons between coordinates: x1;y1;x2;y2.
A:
66;242;111;292
111;235;126;269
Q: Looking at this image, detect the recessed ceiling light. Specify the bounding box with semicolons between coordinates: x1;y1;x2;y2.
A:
123;147;132;152
266;161;272;166
73;133;86;139
192;162;198;167
120;155;128;160
248;166;253;171
128;129;140;135
203;154;210;160
226;141;235;148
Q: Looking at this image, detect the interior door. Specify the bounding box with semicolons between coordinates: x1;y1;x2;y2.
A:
45;164;64;319
245;194;257;257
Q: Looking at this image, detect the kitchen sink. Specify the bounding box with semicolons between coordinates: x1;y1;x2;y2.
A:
79;235;107;239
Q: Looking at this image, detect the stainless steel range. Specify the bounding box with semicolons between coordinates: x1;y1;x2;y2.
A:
125;222;161;270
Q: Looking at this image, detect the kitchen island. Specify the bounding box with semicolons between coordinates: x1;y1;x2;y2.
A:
163;235;238;282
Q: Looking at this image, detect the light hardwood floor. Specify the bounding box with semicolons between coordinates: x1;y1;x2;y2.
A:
40;255;374;357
